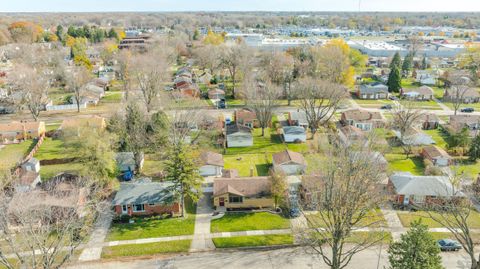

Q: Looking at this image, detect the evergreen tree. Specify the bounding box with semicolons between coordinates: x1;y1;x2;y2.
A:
164;143;203;217
390;52;402;70
421;55;428;70
402;54;413;77
388;220;443;269
55;25;64;41
469;134;480;161
67;26;76;37
192;29;200;40
387;65;402;93
108;28;118;39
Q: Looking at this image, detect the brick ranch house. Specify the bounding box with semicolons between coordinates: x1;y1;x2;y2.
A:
213;177;274;210
112;182;181;216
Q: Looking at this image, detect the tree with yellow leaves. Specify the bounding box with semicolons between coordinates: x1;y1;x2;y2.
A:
459;43;480;84
203;29;225;45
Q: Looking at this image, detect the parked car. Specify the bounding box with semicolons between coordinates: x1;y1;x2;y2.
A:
217;99;226;109
438;239;462;251
289;207;301;218
389;96;399;101
460;107;475;113
381;104;392;110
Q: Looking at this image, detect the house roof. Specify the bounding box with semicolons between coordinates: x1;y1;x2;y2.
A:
235;108;257;123
18;171;40;186
359;83;389;94
420;113;440;123
393;129;435;145
390;172;463;197
112;182;177;205
403;86;434;96
226;124;252;135
200;151;224;167
282;126;306;135
272;150;306;166
0;121;44;133
213;177;271;198
60;115;106;130
221;169;239;178
289;111;308;125
208;88;225;95
342;109;383;122
446;87;480;98
449;115;480;125
339;125;365;138
423;145;451;159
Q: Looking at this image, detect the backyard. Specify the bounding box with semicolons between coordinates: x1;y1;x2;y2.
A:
385;153;425;175
210;212;290;233
0;141;36;170
106;199;196;241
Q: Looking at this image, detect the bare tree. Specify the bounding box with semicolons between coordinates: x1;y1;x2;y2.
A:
391;101;425;157
444;73;473;115
9;64;51;121
310;44;350;85
295;77;347;138
299;141;387;269
66;65;91;112
424;170;479;269
263;51;296;105
0;176;100;269
193;44;221;78
244;77;281;136
116;50;132;101
220;43;250;98
131;51;169;113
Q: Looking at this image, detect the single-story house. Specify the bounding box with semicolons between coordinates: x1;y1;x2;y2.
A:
357;83;389;100
446;115;480;137
0;121;45;142
388;172;464;206
112;182;181;216
288;111;308;129
180;86;201;99
207;89;225;101
444;87;480;103
351;151;388;171
272;150;307;175
235;108;259;128
341;109;384;131
115;152;143;172
415;71;437;85
401;86;434;101
421;145;453;167
15;171;41;192
213;177;273;210
226;124;253;148
60;115;106;131
393;128;435;145
199;151;224;177
420;114;440;130
338;125;366;145
282;126;307;143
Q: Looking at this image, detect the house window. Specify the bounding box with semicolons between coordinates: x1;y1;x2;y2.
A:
148;203;155;206
133;204;145;212
229;196;243;203
245;123;253;128
412;195;425;204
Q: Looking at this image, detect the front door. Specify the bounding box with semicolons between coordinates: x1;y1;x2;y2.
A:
121;205;128;214
219;198;225;207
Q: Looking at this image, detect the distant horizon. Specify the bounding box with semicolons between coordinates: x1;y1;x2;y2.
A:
2;0;480;13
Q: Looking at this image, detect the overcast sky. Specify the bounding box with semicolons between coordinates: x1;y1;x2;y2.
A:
2;0;480;12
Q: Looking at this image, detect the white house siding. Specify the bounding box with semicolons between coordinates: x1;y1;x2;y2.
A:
433;157;449;167
199;165;222;177
284;134;306;143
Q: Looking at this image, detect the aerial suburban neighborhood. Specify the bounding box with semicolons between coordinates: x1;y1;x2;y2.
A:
2;2;480;269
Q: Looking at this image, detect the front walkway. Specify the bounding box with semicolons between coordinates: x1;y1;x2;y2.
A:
78;202;113;261
433;97;452;113
190;194;215;252
380;205;405;241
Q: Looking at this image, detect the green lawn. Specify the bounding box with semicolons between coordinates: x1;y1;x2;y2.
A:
430;232;480;244
211;212;290;233
345;232;392;244
397;211;480;228
0;141;36;170
456;159;480;180
34;137;73;160
101;240;191;259
223;154;270;177
385;153;425;175
306;209;387;228
45;122;61;132
141;154;165;180
404;100;442;110
443;102;480;111
225;128;308;155
101;91;123;103
213;234;293;248
432;87;445;99
106;199;196;241
40;162;84;179
422;129;450;149
353;99;393;108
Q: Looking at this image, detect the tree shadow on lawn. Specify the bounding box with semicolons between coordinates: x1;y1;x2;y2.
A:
256;164;270;176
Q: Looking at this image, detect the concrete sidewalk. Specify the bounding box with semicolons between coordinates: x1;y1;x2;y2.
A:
190;194;215;252
380;205;405;241
78;203;113;261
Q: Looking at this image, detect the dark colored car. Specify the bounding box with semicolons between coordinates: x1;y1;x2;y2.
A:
438;239;462;251
217;99;226;109
389;96;399;101
461;107;475;113
381;104;393;110
289;207;301;218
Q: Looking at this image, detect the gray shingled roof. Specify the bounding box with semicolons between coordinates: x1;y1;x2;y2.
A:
112;182;177;205
390;172;464;197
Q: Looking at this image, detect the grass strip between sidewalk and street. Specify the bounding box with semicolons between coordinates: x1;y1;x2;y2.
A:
101;240;191;259
213;234;294;248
